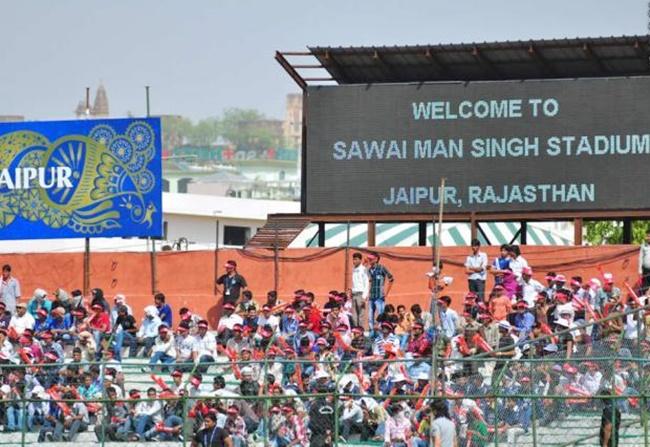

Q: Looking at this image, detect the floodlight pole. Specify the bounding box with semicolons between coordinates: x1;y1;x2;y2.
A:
429;177;445;444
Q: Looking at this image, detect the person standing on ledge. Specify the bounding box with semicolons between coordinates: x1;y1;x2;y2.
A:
216;260;247;306
0;265;20;315
464;239;488;302
367;252;394;334
350;252;370;329
639;230;650;294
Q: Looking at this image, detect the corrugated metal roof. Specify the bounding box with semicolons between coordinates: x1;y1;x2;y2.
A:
306;35;650;84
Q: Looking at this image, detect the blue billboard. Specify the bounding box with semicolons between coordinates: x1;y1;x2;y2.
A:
0;117;162;239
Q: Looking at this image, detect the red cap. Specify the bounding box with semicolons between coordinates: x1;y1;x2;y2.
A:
262;305;272;311
37;309;48;317
227;405;239;415
232;324;243;332
190;377;201;387
223;303;235;310
198;320;209;329
224;261;237;268
171;370;183;377
522;266;533;275
316;337;328;346
91;304;103;310
555;274;566;282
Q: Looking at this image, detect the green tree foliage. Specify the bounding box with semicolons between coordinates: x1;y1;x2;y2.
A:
584;220;650;245
162;109;281;150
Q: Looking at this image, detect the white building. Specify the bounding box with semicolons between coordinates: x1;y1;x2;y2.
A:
0;193;299;253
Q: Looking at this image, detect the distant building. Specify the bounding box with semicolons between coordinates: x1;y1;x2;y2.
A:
283;93;302;149
74;84;110;117
0;116;24;122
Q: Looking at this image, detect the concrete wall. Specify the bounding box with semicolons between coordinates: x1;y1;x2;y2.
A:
6;245;639;328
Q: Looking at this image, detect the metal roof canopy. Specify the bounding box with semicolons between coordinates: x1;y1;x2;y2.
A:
276;35;650;86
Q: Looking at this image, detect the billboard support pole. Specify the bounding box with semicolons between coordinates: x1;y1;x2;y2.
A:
273;228;279;293
344;220;350;292
145;85;158;295
83;238;90;296
214;220;220;296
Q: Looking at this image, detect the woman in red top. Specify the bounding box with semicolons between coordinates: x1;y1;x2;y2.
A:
87;303;110;359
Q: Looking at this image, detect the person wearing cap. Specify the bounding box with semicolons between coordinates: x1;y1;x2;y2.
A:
224;405;246;445
110;294;132;324
175;321;197;371
193;319;218;373
33;307;50;333
74;331;97;362
225;323;250;355
134;305;162;357
147;323;177;373
326;302;351;336
465;238;488;302
27;288;51;319
372;322;400;357
46;307;73;345
513;301;535;339
88;301;111;360
519;266;544;308
280;305;299;342
367;252;394;335
492;321;516;382
113;305;138;361
595;273;621;311
216;260;247;306
9;301;35;337
255;303;279;337
0;264;20;314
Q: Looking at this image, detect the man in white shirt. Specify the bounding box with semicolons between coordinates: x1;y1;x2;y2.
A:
639;230;650;293
9;302;34;336
147;324;176;373
350;252;370;328
519;267;544;307
464;239;488;302
217;303;243;344
340;397;364;440
508;245;529;281
193;319;218;373
132;387;162;441
0;265;20;314
134;306;162;357
255;305;279;336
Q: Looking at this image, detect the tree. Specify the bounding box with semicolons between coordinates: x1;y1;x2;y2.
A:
161;115;193;151
584;220;650;245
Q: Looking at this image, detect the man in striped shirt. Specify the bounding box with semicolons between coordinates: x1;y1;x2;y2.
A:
373;322;400;357
367;252;395;335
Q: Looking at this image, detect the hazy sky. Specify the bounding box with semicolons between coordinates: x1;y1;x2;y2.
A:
0;0;645;122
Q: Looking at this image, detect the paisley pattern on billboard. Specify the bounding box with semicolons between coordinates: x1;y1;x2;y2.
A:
0;118;162;239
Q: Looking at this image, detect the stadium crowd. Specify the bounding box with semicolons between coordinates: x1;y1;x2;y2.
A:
0;242;646;447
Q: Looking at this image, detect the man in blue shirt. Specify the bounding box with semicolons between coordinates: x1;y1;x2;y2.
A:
154;292;172;327
367;252;394;334
513;301;535;340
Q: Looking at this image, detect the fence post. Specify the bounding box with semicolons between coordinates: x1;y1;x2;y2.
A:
20;397;26;447
493;397;499;447
637;309;648;447
182;396;188;447
529;350;538;447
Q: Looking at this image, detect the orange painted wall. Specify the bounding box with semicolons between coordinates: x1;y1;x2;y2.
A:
5;245;639;327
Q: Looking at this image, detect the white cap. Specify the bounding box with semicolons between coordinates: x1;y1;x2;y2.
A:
144;305;158;316
497;320;511;330
313;370;330;380
114;294;126;303
555;318;570;328
33;288;47;299
442;276;454;286
589;278;602;288
0;385;10;394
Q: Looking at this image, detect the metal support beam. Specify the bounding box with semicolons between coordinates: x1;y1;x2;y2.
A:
520;221;528;245
623;218;633;244
424;48;451;78
317;222;325;247
528;44;557;77
477;223;491;246
582;43;608;73
323;50;349;82
470;213;478;242
574;218;583;245
471;46;501;78
373;50;400;81
275;51;307;90
367;221;376;247
418;221;427;246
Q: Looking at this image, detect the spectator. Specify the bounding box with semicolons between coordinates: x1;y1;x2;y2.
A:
154;292;173;327
639;229;650;294
90;288;111;313
216;260;247;306
0;264;20;314
111;294;132;326
175;322;197;370
147;323;176;372
194;319;218;373
490;244;511;286
430;399;457;447
27;288;51;319
437;295;459;339
519;267;544;307
130;387;162;441
113;305;138;361
192;412;231;447
133;305;162;357
9;302;35;336
465;238;488;302
367;252;394;334
350;252;370;328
